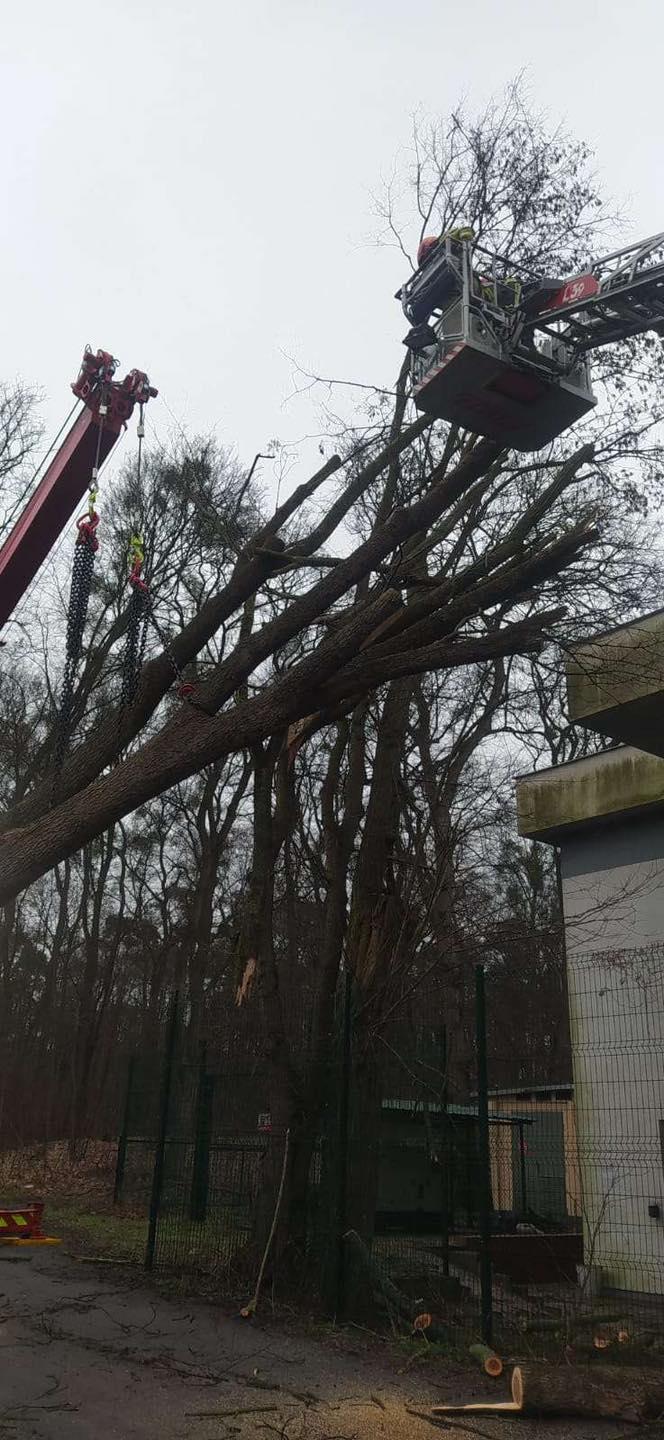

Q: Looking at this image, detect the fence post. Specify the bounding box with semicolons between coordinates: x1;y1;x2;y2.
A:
439;1023;450;1277
475;964;493;1344
113;1052;136;1205
335;967;353;1317
518;1120;528;1217
190;1043;213;1223
145;991;179;1272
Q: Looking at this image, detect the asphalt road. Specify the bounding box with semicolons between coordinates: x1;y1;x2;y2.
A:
0;1249;626;1439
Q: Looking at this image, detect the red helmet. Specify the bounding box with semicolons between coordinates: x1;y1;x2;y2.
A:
417;235;438;267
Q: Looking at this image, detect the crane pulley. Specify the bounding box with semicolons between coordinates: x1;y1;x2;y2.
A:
397;231;664;451
71;346;157;429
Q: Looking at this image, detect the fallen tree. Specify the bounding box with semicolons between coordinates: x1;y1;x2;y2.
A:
0;430;596;902
434;1363;664;1423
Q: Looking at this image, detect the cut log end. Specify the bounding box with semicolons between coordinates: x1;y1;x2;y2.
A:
469;1342;503;1377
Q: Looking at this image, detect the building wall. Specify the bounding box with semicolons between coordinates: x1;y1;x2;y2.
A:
488;1112;514;1211
560;815;664;1294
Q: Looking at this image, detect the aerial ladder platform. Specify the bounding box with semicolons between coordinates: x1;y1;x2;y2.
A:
398;231;664;450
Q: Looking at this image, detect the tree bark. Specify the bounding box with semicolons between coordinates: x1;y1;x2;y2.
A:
341;677;414;1295
512;1363;664;1422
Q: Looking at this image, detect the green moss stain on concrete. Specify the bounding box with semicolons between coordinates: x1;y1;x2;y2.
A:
568;613;664;721
517;747;664;839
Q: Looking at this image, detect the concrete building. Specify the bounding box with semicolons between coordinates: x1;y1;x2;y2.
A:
517;612;664;1296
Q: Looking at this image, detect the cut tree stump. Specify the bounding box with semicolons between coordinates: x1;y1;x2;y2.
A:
433;1363;664;1423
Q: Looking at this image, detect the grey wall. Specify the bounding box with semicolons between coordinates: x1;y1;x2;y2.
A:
559;816;664;1294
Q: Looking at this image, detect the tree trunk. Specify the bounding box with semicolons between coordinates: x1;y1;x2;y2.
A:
236;750;301;1267
343;675;412;1176
282;712;367;1260
512;1364;664;1422
70;838;112;1157
344;1037;382;1241
186;851;215;1058
0;901;17;1145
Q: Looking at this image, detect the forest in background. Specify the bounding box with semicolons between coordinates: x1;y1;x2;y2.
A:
1;83;663;1259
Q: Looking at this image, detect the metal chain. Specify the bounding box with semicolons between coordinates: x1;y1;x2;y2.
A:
144;599;197;699
119;578;151;709
51;400;107;800
116;404;205;746
51;522;99;799
119;408;149;715
118;577;204;737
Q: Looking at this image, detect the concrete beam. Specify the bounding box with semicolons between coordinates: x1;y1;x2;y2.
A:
516;745;664;841
567;610;664;755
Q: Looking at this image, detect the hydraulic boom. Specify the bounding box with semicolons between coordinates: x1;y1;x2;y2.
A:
0;348;157;631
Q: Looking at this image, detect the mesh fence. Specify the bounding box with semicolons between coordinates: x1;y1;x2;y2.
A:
569;946;664;1316
116;1051;163;1221
475;944;664;1348
114;945;664;1349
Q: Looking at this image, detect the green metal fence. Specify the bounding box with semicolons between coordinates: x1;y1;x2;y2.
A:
114;948;664;1352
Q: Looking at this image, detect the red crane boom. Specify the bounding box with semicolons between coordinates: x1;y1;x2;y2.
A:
0;348;157;631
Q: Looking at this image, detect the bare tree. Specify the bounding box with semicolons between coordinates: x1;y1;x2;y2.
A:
1;83;664;1278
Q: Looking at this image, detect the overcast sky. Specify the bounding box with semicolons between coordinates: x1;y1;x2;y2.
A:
2;0;663;503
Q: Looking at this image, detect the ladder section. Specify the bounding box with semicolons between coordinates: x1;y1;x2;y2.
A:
534;234;664;351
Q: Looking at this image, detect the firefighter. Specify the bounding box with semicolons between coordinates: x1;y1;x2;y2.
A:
418;225;520;317
404;225;475;352
505;276;522;308
477;272;522;310
416;225;474;270
417;235;439;268
446;224;475;246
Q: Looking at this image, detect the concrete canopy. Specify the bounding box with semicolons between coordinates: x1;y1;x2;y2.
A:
567;609;664;756
517;610;664;841
516;746;664;842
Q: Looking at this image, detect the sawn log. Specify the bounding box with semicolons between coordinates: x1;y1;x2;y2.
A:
433;1363;664;1423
